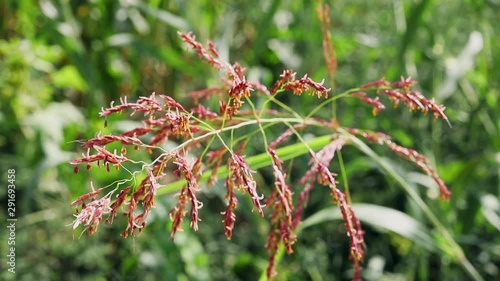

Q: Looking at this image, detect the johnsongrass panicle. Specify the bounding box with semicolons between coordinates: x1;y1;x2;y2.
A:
70;30;451;281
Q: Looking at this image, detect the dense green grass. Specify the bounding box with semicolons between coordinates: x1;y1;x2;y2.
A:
1;1;498;280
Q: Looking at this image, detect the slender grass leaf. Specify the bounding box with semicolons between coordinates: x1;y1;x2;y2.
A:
481;194;500;232
134;2;190;30
300;203;438;252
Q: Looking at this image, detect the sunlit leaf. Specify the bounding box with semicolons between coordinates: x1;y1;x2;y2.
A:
134;2;190;30
50;65;88;92
481;194;500;232
300;203;438;252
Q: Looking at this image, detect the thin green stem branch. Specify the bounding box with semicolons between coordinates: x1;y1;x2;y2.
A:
307;88;361;118
337;150;351;204
156;134;334;196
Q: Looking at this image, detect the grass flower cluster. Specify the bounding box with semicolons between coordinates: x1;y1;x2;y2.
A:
70;28;450;280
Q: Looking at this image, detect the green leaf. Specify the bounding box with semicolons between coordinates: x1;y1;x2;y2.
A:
300;203;438;252
50;65;88;92
174;230;211;281
481;194;500;232
134;2;190;30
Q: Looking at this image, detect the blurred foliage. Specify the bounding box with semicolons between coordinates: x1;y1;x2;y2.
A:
1;0;499;281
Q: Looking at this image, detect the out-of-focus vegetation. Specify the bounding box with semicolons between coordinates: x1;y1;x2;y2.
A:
0;0;498;280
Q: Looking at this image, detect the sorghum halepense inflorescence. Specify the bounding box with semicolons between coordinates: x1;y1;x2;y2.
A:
70;31;451;281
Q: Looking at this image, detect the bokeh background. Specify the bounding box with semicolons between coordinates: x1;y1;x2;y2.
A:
1;0;499;280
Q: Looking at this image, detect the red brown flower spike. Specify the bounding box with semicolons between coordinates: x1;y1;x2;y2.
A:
355;76;450;126
270;70;331;98
227;154;264;216
168;153;204;238
221;181;238;239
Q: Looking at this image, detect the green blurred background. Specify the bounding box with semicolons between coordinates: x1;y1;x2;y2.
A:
0;0;499;280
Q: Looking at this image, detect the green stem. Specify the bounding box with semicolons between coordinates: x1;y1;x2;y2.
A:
307;88;360;118
156;134;334;196
337;150;351;204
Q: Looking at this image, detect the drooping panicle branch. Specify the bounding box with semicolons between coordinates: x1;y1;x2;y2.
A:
347;128;451;200
354;76;450;126
169;153;204;238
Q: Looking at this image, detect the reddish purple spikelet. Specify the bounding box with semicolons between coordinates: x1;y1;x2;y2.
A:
73;196;112;235
81;132;143;148
71;183;111;235
392;76;417;89
353;77;449;125
161;94;186;111
270;69;331;98
178;31;224;69
70;146;128;171
71;184;105;207
169;153;203;238
228;153;264;216
271;69;295;95
360;77;390;89
107;186;131;224
316;3;337;82
221;182;238;239
268;148;293;223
